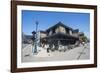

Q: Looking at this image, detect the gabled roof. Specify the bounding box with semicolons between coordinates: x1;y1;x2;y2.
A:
46;22;73;32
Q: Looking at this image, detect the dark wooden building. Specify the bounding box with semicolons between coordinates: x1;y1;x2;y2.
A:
39;22;79;47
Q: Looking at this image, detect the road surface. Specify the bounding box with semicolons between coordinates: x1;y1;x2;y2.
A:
22;43;90;62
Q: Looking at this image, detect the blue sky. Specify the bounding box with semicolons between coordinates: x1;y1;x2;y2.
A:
22;10;90;38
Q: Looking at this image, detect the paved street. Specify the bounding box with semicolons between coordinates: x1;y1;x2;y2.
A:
22;43;90;62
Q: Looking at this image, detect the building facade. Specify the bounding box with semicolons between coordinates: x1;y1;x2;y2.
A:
32;22;81;50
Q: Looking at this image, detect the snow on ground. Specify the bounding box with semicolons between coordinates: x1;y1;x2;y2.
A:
22;43;90;62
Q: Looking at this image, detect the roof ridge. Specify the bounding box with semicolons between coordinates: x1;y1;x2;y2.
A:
46;21;73;31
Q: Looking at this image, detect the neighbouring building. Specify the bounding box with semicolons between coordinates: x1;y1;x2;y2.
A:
22;32;33;44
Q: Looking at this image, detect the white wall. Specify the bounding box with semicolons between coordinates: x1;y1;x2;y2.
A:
0;0;99;73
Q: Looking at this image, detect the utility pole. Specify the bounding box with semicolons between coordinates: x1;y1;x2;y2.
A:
34;21;38;53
